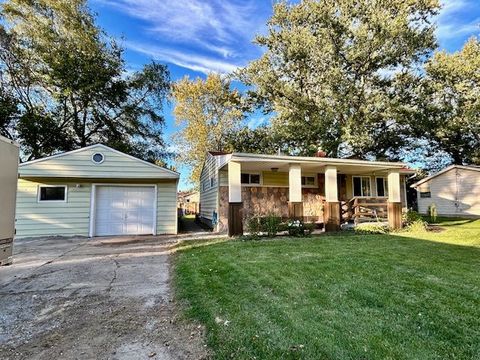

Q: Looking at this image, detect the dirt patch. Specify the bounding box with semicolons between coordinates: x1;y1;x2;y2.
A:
427;225;446;233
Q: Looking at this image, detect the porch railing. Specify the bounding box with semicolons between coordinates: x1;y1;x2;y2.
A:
346;197;388;224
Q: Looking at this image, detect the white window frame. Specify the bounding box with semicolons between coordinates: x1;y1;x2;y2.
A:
91;152;105;164
375;176;389;197
241;172;262;186
37;185;68;203
352;176;372;197
301;174;318;188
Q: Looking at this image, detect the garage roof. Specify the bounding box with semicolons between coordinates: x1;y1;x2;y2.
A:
19;144;179;179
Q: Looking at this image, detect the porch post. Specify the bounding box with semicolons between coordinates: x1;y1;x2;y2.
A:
288;163;303;219
324;165;340;231
228;161;243;236
387;170;402;229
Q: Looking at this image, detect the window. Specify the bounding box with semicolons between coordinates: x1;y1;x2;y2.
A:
92;152;104;164
420;192;431;198
376;177;388;197
301;176;316;187
241;173;261;185
38;186;67;202
210;177;217;188
353;176;371;197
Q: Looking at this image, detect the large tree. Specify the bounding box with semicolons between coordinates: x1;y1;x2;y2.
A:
412;37;480;166
172;74;245;185
0;0;170;162
239;0;440;158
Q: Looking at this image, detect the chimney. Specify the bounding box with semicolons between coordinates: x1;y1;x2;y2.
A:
314;148;327;158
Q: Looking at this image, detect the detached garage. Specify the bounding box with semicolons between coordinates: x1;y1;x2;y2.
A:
16;144;179;238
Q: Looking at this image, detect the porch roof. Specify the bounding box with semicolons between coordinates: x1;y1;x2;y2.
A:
221;152;416;175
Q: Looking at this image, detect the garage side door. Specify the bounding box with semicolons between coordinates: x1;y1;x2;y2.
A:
94;186;156;236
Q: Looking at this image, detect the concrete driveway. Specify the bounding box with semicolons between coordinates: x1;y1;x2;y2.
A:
0;236;207;360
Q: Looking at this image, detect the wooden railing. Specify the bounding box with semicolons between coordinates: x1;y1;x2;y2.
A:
347;197;388;224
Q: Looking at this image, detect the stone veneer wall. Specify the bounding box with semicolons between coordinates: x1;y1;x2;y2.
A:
218;186;325;233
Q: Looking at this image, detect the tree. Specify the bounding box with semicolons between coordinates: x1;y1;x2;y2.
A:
413;37;480;166
172;74;245;185
239;0;440;158
0;0;170;162
224;125;286;155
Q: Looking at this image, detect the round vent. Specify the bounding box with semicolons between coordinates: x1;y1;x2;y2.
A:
92;152;104;164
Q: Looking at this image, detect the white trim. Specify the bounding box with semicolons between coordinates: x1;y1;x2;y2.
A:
352;176;372;197
411;165;480;188
375;176;388;197
91;152;105;164
37;185;68;203
89;183;157;237
403;176;408;208
19;143;179;178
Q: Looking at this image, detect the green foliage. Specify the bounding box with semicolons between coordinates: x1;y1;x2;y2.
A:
246;216;262;240
428;204;438;223
405;219;428;233
354;223;390;235
287;219;315;237
0;0;170;162
224;125;286;155
239;0;440;159
172;74;245;185
260;213;283;237
403;209;424;226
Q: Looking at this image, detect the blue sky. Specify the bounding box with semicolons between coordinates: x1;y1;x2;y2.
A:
90;0;480;190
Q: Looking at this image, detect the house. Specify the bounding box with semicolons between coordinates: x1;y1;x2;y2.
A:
0;135;19;265
199;152;415;236
411;165;480;218
178;191;199;215
16;144;179;238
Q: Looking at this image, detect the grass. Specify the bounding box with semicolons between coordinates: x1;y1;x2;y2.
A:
174;219;480;359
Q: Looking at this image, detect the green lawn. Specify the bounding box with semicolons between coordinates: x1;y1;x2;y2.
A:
174;219;480;359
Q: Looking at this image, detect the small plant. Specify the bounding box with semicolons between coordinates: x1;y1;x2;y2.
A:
405;219;428;233
246;216;262;239
286;219;315;237
354;223;390;235
428;203;438;223
261;213;282;237
403;209;423;226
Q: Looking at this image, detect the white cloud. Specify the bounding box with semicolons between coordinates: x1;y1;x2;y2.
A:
124;41;239;74
436;0;480;42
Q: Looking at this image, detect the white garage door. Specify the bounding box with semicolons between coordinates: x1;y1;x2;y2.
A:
94;186;156;236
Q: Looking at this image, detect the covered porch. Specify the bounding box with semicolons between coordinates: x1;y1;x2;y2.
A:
221;153;412;236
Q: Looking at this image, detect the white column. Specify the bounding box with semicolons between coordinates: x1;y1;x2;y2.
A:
289;163;302;202
228;161;242;203
388;170;401;203
325;166;338;202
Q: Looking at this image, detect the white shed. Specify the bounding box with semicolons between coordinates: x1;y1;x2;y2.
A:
412;165;480;218
16;144;179;238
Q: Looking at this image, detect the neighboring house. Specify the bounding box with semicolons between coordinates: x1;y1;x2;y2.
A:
16;144;179;238
0;135;19;265
178;191;199;215
199;151;415;236
411;165;480;218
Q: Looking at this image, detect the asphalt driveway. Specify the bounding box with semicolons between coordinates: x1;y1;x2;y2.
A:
0;236;207;360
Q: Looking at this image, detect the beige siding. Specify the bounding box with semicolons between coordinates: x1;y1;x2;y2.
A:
16;179;91;238
16;179;178;238
199;154;219;221
0;137;19;240
156;181;178;234
19;145;177;179
417;168;480;216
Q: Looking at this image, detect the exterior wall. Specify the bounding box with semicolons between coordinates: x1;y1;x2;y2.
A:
0;137;19;241
19;145;177;179
199;154;219;225
16;179;178;238
417;168;480;217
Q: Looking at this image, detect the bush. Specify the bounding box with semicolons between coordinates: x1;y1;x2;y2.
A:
405;219;428;233
246;216;262;239
260;213;282;237
286;219;315;237
403;209;423;226
354;223;390;235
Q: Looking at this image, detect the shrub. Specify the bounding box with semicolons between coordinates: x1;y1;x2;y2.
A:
405;219;428;233
261;213;282;237
246;216;262;239
428;203;438;223
286;219;315;237
403;209;423;226
354;223;390;235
